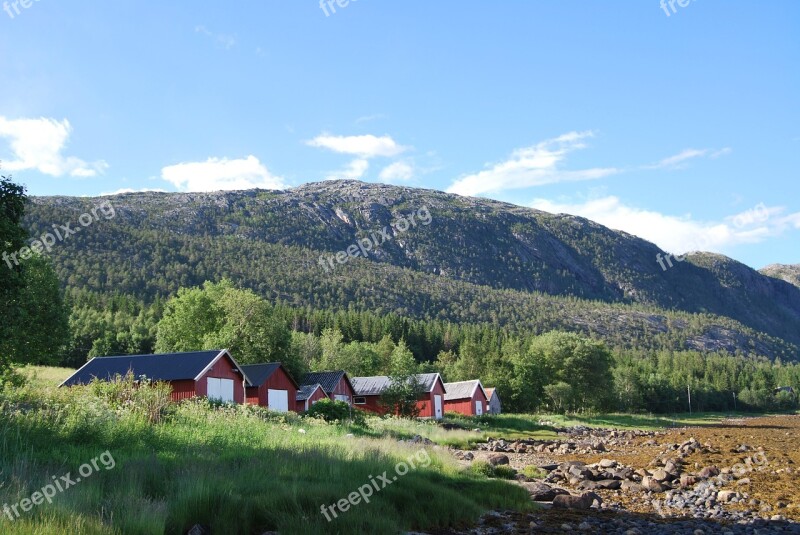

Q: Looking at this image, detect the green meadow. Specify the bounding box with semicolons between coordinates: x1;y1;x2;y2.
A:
0;367;530;535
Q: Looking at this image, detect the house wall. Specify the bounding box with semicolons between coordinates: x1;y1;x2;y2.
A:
330;377;355;404
417;380;446;418
488;394;502;414
444;388;489;416
354;394;387;415
297;387;327;412
260;368;298;411
169;380;198;402
195;356;245;403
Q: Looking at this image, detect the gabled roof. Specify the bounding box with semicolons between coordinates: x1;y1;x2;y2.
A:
241;363;299;389
299;370;353;394
352;373;444;396
485;387;500;401
443;380;488;401
297;383;324;401
60;349;247;387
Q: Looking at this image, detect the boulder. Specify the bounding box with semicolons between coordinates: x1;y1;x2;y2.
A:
486;453;510;466
524;482;568;502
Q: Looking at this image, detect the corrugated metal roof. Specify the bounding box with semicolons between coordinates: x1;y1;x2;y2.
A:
60;350;236;386
352;376;391;395
352;373;442;395
443;380;486;401
297;383;324;401
300;371;348;394
240;363;299;388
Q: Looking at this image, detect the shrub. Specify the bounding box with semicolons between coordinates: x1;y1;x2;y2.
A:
470;460;494;477
305;399;366;425
492;465;517;480
522;465;547;479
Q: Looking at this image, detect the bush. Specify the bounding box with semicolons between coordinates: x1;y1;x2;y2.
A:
492;465;517;480
305;399;366;425
89;373;174;424
522;465;547;479
470;460;516;479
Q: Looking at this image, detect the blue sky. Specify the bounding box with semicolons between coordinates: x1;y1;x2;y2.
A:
1;1;798;269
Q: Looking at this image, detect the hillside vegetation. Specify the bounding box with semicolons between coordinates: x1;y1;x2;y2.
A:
23;181;800;359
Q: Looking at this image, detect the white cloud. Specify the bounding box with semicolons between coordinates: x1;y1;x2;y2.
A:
100;187;167;196
379;161;414;182
161;155;286;192
646;147;732;169
0;116;108;177
447;131;619;197
324;158;369;181
530;196;800;255
307;134;407;158
195;25;236;49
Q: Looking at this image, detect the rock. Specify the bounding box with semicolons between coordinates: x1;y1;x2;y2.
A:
599;458;617;468
698;466;720;479
679;474;698;487
652;469;671;482
463;452;474;461
523;482;567;502
736;477;751;486
717;490;738;503
486;453;509;466
621;480;644;492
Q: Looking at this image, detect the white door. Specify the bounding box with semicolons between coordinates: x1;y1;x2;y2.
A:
268;389;289;412
207;378;235;402
207;378;220;400
475;400;483;416
434;395;443;420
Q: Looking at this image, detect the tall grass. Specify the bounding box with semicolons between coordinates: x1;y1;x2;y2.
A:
0;374;530;534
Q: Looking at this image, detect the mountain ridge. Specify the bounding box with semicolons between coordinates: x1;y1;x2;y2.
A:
23;180;800;359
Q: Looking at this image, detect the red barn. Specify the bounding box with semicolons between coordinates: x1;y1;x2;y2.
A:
241;363;299;412
351;373;446;419
60;349;247;404
443;380;489;416
296;383;326;412
299;371;355;405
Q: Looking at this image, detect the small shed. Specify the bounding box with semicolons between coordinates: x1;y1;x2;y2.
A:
299;371;355;405
60;349;247;404
241;363;299;412
485;387;502;415
443;380;489;416
352;373;446;419
296;383;327;412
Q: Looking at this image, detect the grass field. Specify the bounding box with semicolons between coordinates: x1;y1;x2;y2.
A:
0;366;530;534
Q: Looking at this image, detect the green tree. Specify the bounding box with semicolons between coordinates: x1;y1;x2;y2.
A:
0;174;28;373
156;280;290;365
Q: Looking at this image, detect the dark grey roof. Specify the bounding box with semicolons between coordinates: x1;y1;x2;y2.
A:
443;380;487;401
60;350;239;387
299;371;350;394
240;363;298;388
352;373;442;395
297;383;324;401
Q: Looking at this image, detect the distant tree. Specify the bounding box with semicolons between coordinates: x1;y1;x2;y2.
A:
380;339;423;418
156;280;290;365
544;382;573;413
0;174;28;373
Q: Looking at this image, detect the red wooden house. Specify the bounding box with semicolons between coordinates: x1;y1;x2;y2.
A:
60;349;248;404
443;380;489;416
299;371;355;405
241;363;299;412
351;373;446;419
296;383;327;412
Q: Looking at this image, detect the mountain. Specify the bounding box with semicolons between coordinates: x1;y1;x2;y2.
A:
761;264;800;289
23;180;800;359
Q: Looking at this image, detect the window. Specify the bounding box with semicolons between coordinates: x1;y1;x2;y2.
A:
334;394;350;402
354;397;366;405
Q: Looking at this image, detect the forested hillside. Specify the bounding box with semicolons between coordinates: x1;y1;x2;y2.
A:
23;181;800;360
